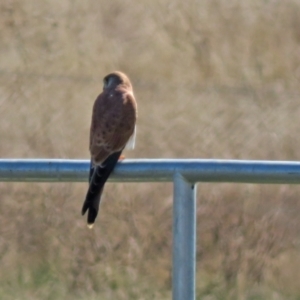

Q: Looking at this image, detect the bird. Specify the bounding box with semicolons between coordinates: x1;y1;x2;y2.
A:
81;71;137;228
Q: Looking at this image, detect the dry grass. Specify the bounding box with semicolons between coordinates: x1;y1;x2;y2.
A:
1;0;300;299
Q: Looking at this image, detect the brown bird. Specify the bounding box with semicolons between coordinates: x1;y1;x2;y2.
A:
81;71;137;228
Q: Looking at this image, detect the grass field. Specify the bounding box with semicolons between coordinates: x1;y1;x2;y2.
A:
1;0;300;299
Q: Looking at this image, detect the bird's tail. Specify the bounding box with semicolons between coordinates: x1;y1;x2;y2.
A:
81;150;122;227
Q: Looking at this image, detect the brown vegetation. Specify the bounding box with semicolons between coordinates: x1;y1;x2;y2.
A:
1;0;300;299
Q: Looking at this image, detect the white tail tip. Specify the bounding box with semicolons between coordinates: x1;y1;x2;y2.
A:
87;223;94;229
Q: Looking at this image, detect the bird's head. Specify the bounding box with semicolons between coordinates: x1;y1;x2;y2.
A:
103;71;132;91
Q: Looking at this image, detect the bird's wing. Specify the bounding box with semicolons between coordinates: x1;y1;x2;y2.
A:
90;92;137;164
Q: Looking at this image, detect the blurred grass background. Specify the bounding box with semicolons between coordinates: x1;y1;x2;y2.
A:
1;0;300;299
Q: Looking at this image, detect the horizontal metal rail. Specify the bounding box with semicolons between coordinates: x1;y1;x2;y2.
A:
1;158;300;300
1;158;300;183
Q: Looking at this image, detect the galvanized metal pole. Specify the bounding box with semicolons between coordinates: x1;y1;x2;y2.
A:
2;159;300;184
172;172;197;300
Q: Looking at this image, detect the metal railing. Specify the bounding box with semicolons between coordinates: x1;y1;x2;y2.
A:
1;158;300;300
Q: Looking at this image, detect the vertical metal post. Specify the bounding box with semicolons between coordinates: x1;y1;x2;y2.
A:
172;172;197;300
